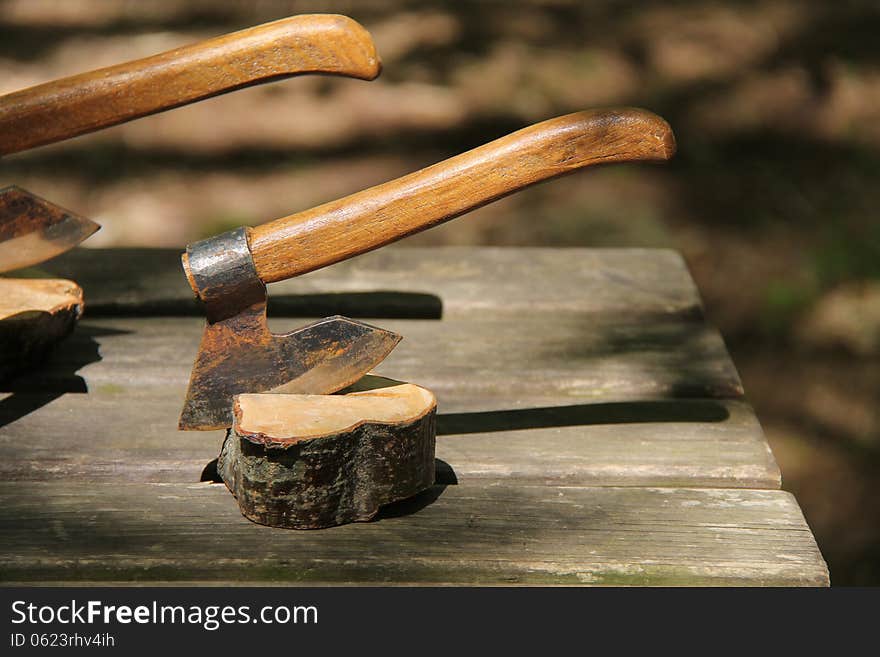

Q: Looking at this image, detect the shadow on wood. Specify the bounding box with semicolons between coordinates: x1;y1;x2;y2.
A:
373;459;457;521
81;291;444;320
436;400;730;435
199;458;223;484
267;291;442;320
0;323;128;428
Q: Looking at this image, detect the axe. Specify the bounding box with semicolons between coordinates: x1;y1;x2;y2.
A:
0;14;380;156
179;108;676;430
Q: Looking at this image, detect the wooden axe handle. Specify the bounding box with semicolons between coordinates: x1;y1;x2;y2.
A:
0;14;380;156
248;108;676;283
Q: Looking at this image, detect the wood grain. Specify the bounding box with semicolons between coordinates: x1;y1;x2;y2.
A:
235;384;436;440
246;109;676;283
0;14;380;156
0;482;828;585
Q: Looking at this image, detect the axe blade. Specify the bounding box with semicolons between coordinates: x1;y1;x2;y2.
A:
179;314;402;431
0;186;99;272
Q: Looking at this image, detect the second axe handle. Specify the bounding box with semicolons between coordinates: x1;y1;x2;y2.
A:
247;107;676;284
0;14;380;156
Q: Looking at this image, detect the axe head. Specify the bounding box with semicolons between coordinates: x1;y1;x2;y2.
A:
178;228;401;430
0;186;100;273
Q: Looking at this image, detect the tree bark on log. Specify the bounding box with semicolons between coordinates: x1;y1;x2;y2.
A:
218;383;437;529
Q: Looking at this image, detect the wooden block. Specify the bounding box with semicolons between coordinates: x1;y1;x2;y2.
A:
0;278;83;380
219;384;437;529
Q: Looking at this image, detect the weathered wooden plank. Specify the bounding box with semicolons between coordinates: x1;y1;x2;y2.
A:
35;247;704;320
3;315;744;397
0;389;777;488
0;483;828;586
0;316;773;488
434;397;777;487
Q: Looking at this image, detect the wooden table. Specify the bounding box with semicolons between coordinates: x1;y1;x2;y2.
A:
0;247;829;585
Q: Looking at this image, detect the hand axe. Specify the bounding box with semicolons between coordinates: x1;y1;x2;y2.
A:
179;107;676;430
0;14;380;156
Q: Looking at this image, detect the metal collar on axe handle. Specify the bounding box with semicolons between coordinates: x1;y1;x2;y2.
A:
179;108;677;430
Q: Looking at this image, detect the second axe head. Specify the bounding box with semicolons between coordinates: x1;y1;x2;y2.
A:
0;186;100;272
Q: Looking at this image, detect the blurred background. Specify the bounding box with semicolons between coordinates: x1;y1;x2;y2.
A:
1;0;878;584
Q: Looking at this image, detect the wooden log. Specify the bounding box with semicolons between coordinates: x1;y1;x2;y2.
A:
0;278;83;380
218;383;437;529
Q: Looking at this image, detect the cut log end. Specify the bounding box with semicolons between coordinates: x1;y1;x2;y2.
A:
0;278;84;380
219;383;438;529
234;383;437;446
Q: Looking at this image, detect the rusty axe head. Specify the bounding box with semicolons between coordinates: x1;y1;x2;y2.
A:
0;186;100;273
178;228;401;431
